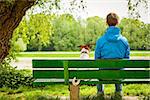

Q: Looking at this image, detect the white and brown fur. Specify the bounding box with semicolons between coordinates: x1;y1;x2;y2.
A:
78;45;91;59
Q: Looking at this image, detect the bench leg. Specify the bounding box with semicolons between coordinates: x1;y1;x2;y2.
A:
70;84;80;100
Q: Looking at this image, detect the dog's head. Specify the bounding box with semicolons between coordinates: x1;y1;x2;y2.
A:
78;45;91;54
78;43;95;59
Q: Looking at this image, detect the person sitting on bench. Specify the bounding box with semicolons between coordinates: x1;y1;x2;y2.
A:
95;12;130;98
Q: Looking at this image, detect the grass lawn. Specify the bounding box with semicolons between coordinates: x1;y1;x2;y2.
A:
16;51;150;58
0;84;150;100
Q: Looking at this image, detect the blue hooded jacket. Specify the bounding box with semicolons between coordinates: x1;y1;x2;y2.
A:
95;26;130;59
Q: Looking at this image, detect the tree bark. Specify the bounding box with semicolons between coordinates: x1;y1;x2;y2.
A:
0;0;35;63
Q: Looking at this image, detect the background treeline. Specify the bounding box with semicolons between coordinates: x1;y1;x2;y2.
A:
12;13;150;51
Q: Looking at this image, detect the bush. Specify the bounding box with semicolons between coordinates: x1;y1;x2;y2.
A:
0;58;34;89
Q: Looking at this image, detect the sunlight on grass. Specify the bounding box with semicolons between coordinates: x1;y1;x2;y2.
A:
16;51;150;57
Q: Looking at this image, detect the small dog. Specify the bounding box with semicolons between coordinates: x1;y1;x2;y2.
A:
78;44;96;85
78;45;91;59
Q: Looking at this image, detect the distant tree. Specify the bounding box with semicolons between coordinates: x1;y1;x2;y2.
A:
12;13;54;51
50;15;107;51
119;18;149;50
86;16;106;45
27;14;53;51
51;14;82;51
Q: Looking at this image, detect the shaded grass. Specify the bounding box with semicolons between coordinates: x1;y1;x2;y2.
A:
0;84;150;100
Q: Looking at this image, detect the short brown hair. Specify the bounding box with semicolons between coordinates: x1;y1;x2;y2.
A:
106;13;119;26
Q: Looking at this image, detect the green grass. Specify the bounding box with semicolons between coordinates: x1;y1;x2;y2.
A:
0;84;150;100
16;53;81;58
130;52;150;57
16;51;150;58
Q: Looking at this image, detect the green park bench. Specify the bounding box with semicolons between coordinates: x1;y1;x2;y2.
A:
32;59;150;99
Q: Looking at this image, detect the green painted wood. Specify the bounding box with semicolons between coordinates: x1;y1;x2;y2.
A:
79;80;150;84
33;70;149;79
32;60;150;68
63;61;69;84
68;60;150;68
32;59;150;85
33;80;150;86
32;60;63;68
69;70;149;79
33;70;64;78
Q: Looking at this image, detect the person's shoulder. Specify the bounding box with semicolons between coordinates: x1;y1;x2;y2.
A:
96;35;105;43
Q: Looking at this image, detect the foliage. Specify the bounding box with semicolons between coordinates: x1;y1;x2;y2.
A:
12;14;53;51
13;14;149;51
44;14;106;51
128;0;148;19
32;0;86;16
12;38;27;52
85;16;107;49
119;18;150;50
11;0;149;51
50;14;84;51
27;14;53;51
11;17;29;52
9;0;149;51
0;58;34;89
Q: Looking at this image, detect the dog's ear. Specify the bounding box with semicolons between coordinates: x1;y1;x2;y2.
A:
78;45;84;49
84;45;90;51
84;44;91;49
87;44;91;48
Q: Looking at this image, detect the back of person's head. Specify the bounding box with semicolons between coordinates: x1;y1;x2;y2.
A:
106;13;119;26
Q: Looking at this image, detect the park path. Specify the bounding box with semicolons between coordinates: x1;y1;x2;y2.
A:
10;56;150;70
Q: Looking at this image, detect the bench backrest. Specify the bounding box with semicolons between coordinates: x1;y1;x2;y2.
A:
32;60;150;86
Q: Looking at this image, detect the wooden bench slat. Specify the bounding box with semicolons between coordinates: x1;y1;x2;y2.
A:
80;80;150;84
68;60;150;68
32;60;150;68
32;60;63;68
33;79;150;86
33;82;64;86
33;70;149;79
69;70;149;79
33;70;64;78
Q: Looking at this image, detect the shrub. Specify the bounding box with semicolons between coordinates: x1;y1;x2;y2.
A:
0;58;34;89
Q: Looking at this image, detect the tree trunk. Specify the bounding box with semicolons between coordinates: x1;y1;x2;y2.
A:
0;0;35;63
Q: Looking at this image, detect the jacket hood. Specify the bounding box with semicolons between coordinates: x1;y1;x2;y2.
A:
104;26;121;42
